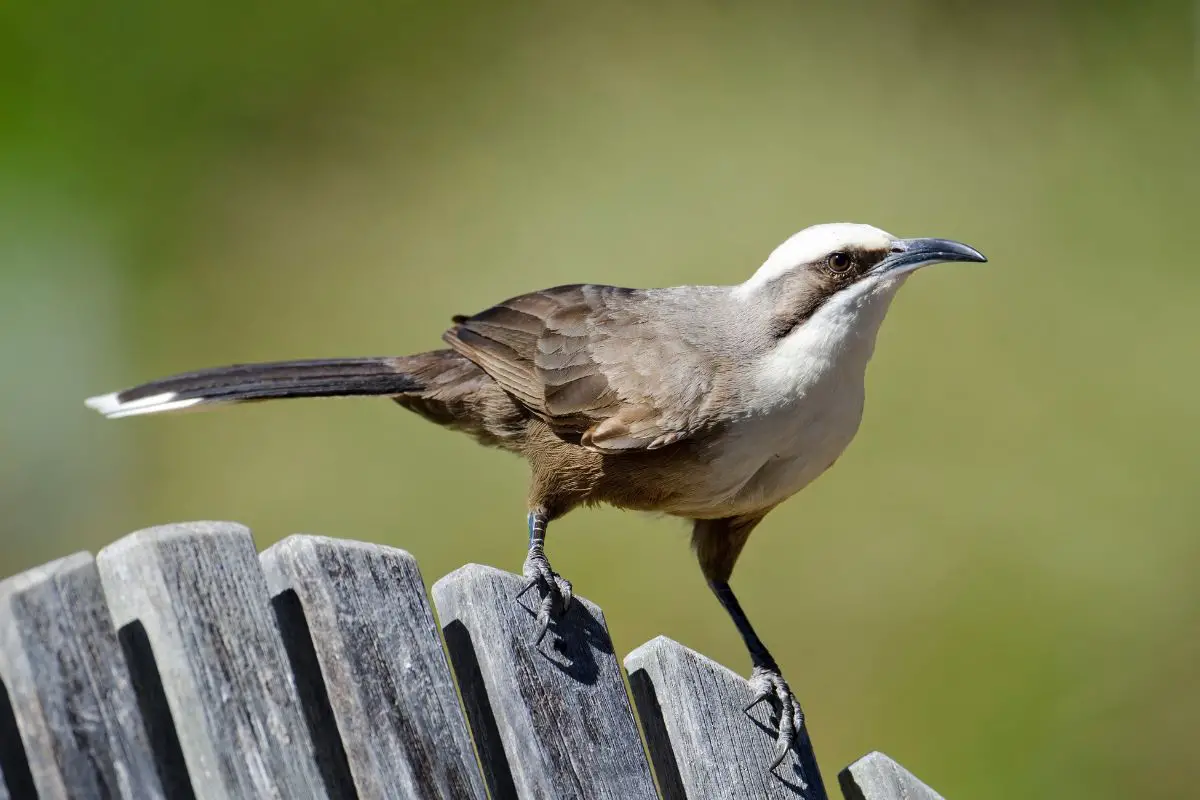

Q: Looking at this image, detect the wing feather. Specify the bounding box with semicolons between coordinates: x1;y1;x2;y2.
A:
444;283;723;452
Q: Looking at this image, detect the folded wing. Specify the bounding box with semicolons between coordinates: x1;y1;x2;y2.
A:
444;284;721;452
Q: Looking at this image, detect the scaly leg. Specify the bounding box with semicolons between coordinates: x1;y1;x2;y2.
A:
515;509;573;644
693;513;805;770
709;580;805;771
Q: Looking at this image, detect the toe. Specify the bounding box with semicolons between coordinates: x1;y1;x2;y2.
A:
514;576;540;600
532;594;557;645
770;696;796;768
741;667;806;771
743;682;774;714
744;669;778;715
769;739;791;771
743;693;770;714
777;690;794;731
553;574;574;609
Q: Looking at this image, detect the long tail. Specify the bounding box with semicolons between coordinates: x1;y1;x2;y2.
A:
85;357;421;419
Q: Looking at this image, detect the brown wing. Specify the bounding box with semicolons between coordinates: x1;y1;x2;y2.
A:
442;284;720;452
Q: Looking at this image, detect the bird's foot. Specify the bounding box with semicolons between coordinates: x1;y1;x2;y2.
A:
515;550;573;645
744;665;806;770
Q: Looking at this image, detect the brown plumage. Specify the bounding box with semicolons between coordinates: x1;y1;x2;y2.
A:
401;286;778;586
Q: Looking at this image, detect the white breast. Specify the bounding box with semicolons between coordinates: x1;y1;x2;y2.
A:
669;274;907;518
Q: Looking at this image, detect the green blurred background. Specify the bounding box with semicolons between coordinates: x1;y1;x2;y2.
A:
1;1;1196;797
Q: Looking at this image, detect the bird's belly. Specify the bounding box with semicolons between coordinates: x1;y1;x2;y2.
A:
663;386;865;519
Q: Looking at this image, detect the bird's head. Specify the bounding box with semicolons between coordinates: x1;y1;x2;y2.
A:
735;222;987;341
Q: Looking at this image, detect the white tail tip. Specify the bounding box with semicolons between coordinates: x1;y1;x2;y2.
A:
85;391;206;419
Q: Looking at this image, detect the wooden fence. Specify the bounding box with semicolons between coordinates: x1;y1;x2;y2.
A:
0;521;947;799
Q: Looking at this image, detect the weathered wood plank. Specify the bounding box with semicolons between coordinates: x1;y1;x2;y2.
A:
260;535;487;800
0;552;165;799
625;636;827;800
96;521;332;799
432;563;657;800
838;751;944;800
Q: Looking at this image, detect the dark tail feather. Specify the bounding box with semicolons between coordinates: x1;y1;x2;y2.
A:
85;357;421;418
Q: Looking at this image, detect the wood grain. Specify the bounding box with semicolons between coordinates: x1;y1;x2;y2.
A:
625;635;827;800
432;563;657;800
0;552;164;799
96;521;330;799
260;535;487;800
838;751;945;800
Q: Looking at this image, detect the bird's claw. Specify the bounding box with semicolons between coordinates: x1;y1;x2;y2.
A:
517;551;573;644
744;665;805;770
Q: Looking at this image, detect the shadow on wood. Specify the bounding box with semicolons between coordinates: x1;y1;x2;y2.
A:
267;589;357;799
116;620;195;799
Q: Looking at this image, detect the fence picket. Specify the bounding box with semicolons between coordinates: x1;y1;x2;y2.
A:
96;521;331;799
625;635;828;800
838;751;944;800
0;552;164;799
432;563;658;800
260;535;487;800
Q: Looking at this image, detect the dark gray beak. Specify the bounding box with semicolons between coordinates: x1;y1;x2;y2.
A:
873;237;988;277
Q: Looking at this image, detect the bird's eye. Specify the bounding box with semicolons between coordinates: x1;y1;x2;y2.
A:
827;252;851;273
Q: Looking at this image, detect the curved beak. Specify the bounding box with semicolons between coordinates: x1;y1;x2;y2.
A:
872;237;988;277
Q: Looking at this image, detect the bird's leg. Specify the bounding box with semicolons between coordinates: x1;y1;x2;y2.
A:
709;579;805;770
515;509;573;644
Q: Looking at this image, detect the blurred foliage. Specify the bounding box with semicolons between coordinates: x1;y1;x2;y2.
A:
1;2;1196;798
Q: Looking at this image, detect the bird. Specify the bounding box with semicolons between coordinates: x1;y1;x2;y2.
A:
85;222;987;769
